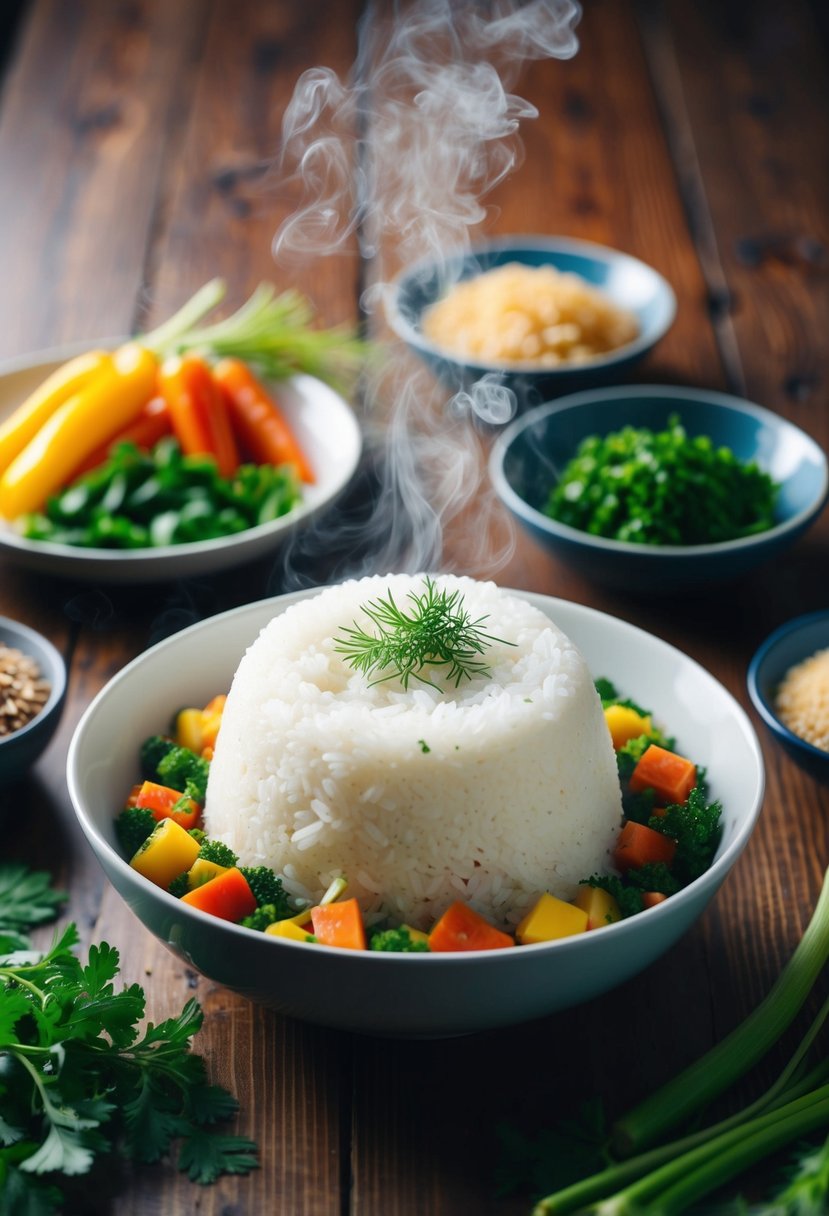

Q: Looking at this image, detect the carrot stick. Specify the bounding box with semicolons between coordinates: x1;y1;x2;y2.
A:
613;821;677;874
69;395;171;480
180;867;257;922
310;897;367;950
158;354;239;478
629;744;697;805
213;357;315;483
428;901;514;952
641;891;669;909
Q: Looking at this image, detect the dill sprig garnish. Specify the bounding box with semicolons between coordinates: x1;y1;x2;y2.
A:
334;577;512;690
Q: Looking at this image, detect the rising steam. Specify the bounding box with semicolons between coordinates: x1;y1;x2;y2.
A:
271;0;581;588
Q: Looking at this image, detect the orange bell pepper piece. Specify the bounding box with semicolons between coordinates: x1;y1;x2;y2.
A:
134;780;201;831
613;820;677;874
629;745;697;805
428;901;513;952
310;897;366;950
180;867;257;922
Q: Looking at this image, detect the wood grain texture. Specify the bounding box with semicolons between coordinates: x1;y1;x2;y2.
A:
1;0;828;1212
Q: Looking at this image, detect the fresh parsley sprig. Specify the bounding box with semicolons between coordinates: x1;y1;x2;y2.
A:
0;864;257;1211
334;576;513;690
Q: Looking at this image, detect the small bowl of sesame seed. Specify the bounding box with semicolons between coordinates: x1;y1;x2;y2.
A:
747;610;829;783
0;617;67;784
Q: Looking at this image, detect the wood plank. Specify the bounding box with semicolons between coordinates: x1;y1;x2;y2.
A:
0;0;210;359
638;0;829;1053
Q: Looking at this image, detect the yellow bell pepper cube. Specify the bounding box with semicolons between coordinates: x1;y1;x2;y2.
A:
573;885;622;930
516;892;588;944
175;708;205;753
130;818;201;890
400;924;430;946
186;857;229;890
265;918;316;942
604;704;652;751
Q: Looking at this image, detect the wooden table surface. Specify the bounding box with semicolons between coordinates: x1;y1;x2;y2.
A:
1;1;828;1213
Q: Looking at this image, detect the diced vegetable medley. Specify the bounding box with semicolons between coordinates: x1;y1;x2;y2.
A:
115;680;722;951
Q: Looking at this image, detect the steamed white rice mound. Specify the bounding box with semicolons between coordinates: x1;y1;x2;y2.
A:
204;574;623;929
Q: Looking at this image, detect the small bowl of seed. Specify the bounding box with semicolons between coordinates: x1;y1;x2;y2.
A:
0;617;67;783
747;610;829;783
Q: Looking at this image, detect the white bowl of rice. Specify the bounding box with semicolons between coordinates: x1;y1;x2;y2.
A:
67;577;763;1037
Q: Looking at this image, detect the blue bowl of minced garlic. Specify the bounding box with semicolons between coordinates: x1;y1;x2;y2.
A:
748;610;829;782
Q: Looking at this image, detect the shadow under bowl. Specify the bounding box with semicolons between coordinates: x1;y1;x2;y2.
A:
490;385;829;593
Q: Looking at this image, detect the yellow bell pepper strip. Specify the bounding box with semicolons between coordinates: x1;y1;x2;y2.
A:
0;342;158;518
515;892;589;944
0;349;110;475
130;817;201;889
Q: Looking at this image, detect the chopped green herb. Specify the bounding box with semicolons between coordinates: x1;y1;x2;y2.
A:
545;415;779;546
0;865;257;1209
19;437;301;550
418;739;431;753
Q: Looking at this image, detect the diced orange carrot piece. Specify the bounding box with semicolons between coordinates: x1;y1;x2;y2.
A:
180;867;257;922
310;897;367;950
613;820;677;874
428;901;514;952
629;744;697;805
642;891;669;909
134;780;201;830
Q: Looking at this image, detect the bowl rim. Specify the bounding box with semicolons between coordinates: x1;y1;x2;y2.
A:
489;384;829;558
67;585;765;964
0;343;362;574
385;234;678;375
0;614;67;745
747;609;829;763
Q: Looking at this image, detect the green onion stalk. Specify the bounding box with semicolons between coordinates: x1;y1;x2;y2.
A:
533;867;829;1215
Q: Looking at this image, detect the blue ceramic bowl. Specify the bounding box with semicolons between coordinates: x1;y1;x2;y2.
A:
0;617;67;783
386;235;676;407
489;385;828;593
747;611;829;782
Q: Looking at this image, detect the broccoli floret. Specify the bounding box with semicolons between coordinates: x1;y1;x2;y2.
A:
626;862;681;896
197;839;238;867
140;735;176;781
369;926;431;953
238;866;291;918
115;806;155;859
156;745;210;803
188;827;206;846
240;904;285;932
168;872;190;899
582;874;643;920
650;788;722;885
